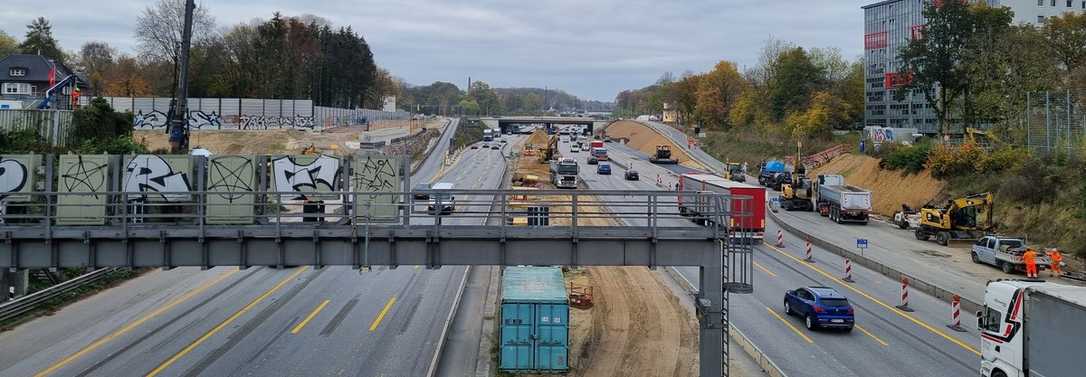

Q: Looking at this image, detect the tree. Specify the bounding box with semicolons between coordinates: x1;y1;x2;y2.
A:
897;1;982;138
134;0;216;92
768;47;824;121
469;81;501;115
694;61;746;129
786;91;849;140
458;98;480;115
103;55;152;97
18;17;64;63
0;30;18;58
77;42;116;96
1042;12;1086;81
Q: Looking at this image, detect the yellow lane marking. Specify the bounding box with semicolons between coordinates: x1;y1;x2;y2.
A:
763;244;980;356
35;269;239;377
145;267;309;377
290;299;331;335
854;324;889;347
765;306;814;344
753;261;777;277
369;296;398;332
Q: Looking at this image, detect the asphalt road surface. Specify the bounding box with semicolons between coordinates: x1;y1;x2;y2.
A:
0;119;518;377
563;140;981;377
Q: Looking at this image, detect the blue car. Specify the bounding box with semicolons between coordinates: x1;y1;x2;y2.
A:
783;286;854;331
597;163;612;175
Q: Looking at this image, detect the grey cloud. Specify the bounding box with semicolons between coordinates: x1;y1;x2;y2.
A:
2;0;866;100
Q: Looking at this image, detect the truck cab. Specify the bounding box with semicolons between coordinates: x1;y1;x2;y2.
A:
427;182;456;215
980;280;1086;377
971;236;1049;274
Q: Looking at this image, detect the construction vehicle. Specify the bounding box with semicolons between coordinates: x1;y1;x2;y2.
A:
813;174;871;224
779;167;814;211
550;158;579;189
915;192;994;246
980;280;1085;377
758;160;786;187
892;204;920;229
649;145;678;164
972;236;1051;274
723;162;745;182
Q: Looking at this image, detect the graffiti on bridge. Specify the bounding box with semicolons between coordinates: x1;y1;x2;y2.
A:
351;155;400;220
206;155;256;224
133;111;313;130
123;155;193;203
271;155;341;200
240;114;316;130
0;158;28;201
134;110;168;129
57;155;110;225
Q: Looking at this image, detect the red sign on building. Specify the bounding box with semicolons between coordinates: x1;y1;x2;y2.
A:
884;72;913;89
865;31;888;49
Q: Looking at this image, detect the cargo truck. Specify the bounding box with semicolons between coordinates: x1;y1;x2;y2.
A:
483;128;494;141
590;147;608;161
677;173;766;240
550;158;579;189
813;174;871;224
979;280;1086;377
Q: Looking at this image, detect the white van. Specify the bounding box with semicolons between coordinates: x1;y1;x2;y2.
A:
428;182;456;215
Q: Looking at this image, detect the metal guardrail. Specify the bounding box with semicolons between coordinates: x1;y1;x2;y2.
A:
0;267;120;323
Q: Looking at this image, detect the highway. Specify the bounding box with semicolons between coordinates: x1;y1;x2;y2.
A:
0;119;515;377
563;139;982;377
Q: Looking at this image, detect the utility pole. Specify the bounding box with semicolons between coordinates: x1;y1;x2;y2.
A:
169;0;196;153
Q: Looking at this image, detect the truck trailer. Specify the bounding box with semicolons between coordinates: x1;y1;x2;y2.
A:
677;173;766;240
980;280;1086;377
813;174;871;224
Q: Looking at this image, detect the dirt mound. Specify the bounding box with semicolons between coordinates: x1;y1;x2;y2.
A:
811;153;945;216
603;121;706;170
560;267;697;377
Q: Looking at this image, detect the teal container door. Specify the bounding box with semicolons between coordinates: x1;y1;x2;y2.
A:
535;303;569;370
500;303;534;370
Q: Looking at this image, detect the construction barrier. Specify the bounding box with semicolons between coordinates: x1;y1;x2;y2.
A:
842;258;854;283
948;294;965;332
897;277;914;312
804;239;813;263
775;229;784;247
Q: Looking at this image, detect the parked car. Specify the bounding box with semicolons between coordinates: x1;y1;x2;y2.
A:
471;145;479;150
625;169;639;181
783;286;854;331
588;156;598;165
597;163;612;175
413;183;430;200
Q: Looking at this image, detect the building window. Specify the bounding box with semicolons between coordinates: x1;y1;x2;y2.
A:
1039;0;1043;5
2;83;30;95
1052;0;1056;6
8;68;26;77
1068;0;1073;6
1039;15;1047;23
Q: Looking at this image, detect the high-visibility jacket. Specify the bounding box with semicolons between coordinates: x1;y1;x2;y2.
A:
1048;250;1063;263
1023;250;1037;265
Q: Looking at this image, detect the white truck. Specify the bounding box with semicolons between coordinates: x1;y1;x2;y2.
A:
551;158;579;189
812;174;871;224
979;280;1086;377
971;236;1050;274
427;182;456;215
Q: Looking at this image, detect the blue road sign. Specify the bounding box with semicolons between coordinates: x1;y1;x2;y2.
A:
857;238;869;249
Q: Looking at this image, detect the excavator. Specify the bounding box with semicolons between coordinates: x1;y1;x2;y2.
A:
722;162;745;182
913;192;994;246
779;166;814;211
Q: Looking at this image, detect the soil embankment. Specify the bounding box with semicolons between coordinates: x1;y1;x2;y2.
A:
602;120;706;170
810;153;946;217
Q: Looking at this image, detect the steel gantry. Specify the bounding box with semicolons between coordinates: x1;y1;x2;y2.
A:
1;183;753;377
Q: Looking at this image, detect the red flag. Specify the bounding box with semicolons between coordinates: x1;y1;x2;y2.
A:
48;62;56;88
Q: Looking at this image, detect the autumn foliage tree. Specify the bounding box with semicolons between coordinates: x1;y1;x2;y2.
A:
694;61;746;129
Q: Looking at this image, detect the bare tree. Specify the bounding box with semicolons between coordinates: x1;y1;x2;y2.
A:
77;42;116;96
134;0;215;87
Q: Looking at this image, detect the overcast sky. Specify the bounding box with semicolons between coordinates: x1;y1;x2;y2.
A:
2;0;868;101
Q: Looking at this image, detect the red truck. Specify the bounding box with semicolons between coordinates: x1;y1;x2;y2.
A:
677;173;766;240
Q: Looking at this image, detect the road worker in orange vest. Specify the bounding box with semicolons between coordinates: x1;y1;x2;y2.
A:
1022;248;1039;278
1047;248;1063;277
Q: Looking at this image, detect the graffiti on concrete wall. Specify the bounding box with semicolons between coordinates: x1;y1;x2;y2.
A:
134;110;169;129
271;155;341;200
188;111;222;129
123;155;192;202
239;114;316;130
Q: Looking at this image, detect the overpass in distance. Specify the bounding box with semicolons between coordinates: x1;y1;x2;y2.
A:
478;116;608;134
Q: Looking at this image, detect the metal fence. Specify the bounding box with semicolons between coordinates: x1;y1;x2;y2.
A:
1019;90;1084;157
81;97;412;131
0;109;73;146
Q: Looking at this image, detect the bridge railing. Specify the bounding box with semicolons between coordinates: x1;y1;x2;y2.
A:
0;189;753;233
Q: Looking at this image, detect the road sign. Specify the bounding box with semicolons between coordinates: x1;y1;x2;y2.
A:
857;238;869;249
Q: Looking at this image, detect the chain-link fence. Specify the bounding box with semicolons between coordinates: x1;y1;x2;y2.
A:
1017;90;1084;157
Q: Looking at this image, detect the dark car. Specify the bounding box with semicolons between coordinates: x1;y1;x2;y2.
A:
588;156;599;165
413;183;430;200
625;169;639;181
491;145;500;150
470;145;479;149
783;286;854;331
597;163;612;175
